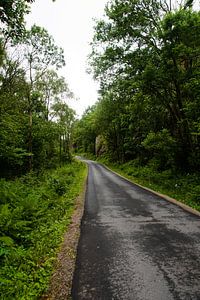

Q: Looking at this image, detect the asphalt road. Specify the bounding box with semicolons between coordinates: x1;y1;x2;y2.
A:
72;160;200;300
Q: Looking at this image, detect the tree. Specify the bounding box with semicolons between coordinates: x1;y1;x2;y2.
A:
52;101;75;164
0;0;56;36
142;8;200;167
16;25;65;170
73;106;97;155
0;0;31;39
34;70;73;121
0;57;29;176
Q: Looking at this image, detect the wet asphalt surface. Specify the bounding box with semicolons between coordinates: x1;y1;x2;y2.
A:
72;160;200;300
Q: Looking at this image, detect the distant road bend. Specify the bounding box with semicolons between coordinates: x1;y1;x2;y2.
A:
72;159;200;300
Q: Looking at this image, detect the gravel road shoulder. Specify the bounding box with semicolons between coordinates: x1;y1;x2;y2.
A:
42;175;87;300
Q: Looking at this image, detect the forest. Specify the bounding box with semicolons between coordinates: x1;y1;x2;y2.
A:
73;0;200;209
0;0;86;298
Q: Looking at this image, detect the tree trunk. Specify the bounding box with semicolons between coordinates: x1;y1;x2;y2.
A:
28;109;33;171
28;58;33;171
59;135;62;166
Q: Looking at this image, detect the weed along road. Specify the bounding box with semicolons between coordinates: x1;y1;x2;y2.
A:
72;160;200;300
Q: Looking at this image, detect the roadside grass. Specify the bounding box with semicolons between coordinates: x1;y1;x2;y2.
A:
97;158;200;213
0;160;87;299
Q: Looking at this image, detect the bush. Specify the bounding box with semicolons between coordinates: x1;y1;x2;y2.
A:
142;129;176;170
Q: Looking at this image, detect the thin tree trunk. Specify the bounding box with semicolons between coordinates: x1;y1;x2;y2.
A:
28;58;33;171
28;107;33;171
59;135;62;166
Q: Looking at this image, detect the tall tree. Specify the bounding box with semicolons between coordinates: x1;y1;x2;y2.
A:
15;25;65;170
35;70;73;121
52;101;75;164
0;57;29;175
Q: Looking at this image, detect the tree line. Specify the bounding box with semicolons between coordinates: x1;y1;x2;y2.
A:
0;0;75;178
74;0;200;172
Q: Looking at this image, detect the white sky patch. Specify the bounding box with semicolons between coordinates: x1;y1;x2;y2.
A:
26;0;108;118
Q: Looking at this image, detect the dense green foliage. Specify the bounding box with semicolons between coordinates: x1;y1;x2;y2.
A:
0;161;86;299
0;2;75;176
73;1;200;209
74;0;200;172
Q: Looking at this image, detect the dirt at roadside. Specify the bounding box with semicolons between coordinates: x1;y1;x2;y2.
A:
41;180;87;300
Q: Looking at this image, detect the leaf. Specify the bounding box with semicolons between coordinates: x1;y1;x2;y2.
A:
0;236;14;246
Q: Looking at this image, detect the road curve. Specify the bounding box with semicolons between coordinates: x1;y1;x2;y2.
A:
72;160;200;300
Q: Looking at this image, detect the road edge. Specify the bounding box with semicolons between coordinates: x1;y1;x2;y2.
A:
103;164;200;218
42;165;88;300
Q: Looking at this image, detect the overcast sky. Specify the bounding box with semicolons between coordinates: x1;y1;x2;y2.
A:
26;0;108;117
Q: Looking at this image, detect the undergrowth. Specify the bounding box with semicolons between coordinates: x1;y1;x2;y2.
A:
0;160;87;299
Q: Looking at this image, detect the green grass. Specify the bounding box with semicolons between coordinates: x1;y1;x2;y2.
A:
97;158;200;213
0;160;87;299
